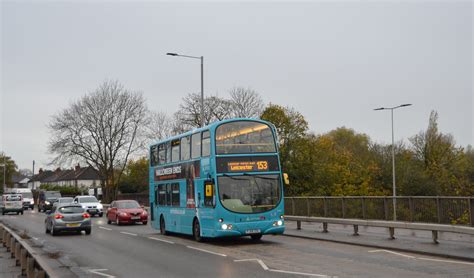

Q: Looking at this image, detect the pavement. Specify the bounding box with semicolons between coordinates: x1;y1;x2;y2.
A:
284;220;474;261
1;210;474;278
0;244;21;278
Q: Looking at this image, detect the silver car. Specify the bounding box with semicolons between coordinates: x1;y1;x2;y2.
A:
45;204;92;236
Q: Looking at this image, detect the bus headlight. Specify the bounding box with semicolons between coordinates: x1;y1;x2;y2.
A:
221;224;233;230
273;220;283;226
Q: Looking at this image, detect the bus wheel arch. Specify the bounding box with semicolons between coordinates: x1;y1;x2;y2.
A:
160;215;167;235
193;217;203;242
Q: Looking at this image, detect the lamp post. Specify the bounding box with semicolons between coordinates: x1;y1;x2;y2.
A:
166;52;205;127
374;104;412;221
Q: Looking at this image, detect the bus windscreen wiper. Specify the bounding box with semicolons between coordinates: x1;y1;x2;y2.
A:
243;173;277;180
223;173;247;180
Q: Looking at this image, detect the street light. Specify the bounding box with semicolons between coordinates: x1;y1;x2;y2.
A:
166;52;205;127
374;104;412;221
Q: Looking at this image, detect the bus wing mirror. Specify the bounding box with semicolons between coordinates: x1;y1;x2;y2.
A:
283;173;290;185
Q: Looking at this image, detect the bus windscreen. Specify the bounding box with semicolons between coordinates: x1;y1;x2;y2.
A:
215;121;276;154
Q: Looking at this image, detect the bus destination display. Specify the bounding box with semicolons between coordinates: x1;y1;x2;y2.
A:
216;155;279;173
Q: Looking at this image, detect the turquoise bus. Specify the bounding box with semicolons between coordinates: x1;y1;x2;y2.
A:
149;118;286;241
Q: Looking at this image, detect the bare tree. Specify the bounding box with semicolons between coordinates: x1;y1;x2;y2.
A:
229;87;264;118
174;93;232;130
145;111;174;143
48;81;148;202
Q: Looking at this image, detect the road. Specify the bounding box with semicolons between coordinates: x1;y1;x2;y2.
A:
1;210;473;277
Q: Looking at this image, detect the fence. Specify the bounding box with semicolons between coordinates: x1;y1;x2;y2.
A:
285;196;474;226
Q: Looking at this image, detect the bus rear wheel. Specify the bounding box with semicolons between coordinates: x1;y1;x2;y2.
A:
193;219;203;242
160;216;167;235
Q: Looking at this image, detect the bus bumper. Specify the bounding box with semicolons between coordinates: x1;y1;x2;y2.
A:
212;222;285;238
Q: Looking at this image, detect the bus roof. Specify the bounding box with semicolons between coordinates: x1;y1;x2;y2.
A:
149;118;274;147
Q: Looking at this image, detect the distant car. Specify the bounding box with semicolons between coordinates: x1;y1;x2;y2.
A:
38;191;62;212
45;204;91;236
73;196;103;217
106;200;148;225
53;197;74;206
1;194;24;215
12;189;34;210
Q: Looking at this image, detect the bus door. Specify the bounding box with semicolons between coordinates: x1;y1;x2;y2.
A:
196;178;216;236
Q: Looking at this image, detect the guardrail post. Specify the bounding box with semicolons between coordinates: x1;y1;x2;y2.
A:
409;197;414;222
21;248;28;275
322;222;328;233
384;198;389;220
306;198;310;217
323;198;327;217
27;256;35;278
388;227;395;239
469;197;473;227
432;231;439;244
342;197;346;218
297;220;301;230
436;197;441;224
353;225;359;236
362;197;366;219
10;237;16;257
15;241;21;266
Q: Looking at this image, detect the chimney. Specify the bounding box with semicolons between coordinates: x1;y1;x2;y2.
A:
55;167;61;173
39;168;43;174
75;164;81;171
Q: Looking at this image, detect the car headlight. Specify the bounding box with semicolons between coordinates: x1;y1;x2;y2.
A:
120;212;128;217
82;205;87;209
97;204;103;209
30;200;34;205
45;201;50;205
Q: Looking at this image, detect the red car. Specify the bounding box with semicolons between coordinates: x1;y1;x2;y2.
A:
106;200;148;225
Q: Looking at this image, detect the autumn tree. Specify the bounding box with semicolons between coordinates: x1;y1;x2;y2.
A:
0;153;18;193
119;157;149;193
48;80;148;202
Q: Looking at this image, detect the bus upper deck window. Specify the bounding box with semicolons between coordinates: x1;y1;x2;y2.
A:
171;139;180;162
165;142;171;164
191;133;201;159
181;136;191;161
158;144;166;165
202;131;210;157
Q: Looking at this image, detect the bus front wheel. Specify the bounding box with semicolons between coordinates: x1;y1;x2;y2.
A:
160;216;167;235
193;219;203;242
251;234;263;241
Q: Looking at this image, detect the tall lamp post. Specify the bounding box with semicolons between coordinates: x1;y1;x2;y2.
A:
374;104;412;221
166;52;205;127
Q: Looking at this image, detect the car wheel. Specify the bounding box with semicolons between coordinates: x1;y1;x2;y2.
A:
20;211;24;215
85;228;91;235
142;221;148;225
107;217;111;225
116;216;121;226
45;224;50;234
160;216;167;235
250;234;263;241
99;213;103;217
51;225;58;236
193;219;203;242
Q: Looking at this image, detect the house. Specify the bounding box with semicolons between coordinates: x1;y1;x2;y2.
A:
27;169;55;190
27;165;102;190
12;173;31;188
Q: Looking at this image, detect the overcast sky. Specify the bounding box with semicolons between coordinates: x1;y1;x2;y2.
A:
1;0;472;172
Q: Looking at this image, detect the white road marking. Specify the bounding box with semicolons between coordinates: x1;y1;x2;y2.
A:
234;258;330;277
99;226;112;231
369;249;474;265
186;246;227;257
369;249;416;259
32;237;39;240
88;268;116;277
148;237;175;244
120;232;137;236
234;259;269;270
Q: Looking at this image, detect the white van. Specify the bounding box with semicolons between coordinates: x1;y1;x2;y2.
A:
1;194;24;215
12;188;34;210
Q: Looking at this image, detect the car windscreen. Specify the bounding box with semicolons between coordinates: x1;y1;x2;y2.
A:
117;201;140;209
21;192;33;198
79;197;98;203
58;206;84;214
45;192;61;198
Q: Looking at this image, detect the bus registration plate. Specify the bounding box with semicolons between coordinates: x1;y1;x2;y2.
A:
245;229;261;234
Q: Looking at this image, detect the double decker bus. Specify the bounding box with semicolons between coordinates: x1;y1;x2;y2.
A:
149;118;286;241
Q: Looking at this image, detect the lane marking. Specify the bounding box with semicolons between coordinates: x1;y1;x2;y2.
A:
369;249;415;259
148;237;175;244
186;246;227;257
369;249;474;266
88;268;116;277
234;258;330;277
234;259;269;270
99;226;112;231
120;232;137;236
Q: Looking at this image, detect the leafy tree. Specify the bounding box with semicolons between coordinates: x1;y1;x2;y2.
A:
119;157;149;193
0;153;18;193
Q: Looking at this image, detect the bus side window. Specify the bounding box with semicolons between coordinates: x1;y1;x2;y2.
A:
171;183;180;206
166;183;171;206
158;144;166;165
165;142;171;164
191;133;201;159
180;136;191;161
150;145;158;166
202;130;210;157
171;139;180;162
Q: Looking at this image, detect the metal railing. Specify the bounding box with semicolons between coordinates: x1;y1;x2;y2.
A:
284;196;474;226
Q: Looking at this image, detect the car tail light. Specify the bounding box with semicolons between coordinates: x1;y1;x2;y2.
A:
83;213;90;218
54;214;64;219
